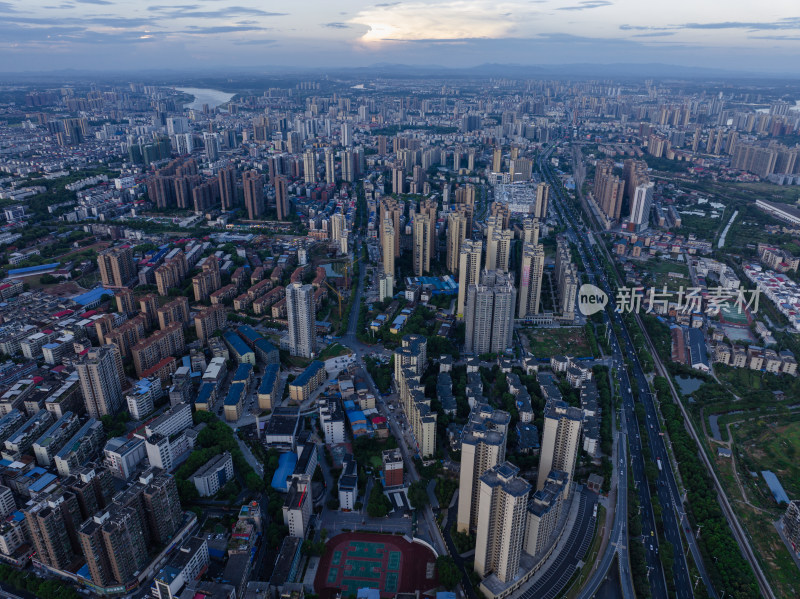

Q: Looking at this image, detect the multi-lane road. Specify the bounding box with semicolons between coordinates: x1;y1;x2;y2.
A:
541;145;707;599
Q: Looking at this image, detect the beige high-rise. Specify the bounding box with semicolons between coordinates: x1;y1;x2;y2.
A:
382;219;396;277
77;345;125;419
492;147;502;172
446;211;468;273
418;199;438;258
456;404;511;533
537;401;583;498
457;239;482;318
474;462;531;583
98;246;136;289
380;198;402;257
518;243;545;318
286;283;317;359
324;148;336;185
303;149;316;184
487;229;513;272
413;214;431;276
534;183;550;219
522;217;540;245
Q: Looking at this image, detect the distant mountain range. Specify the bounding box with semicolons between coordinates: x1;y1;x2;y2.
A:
0;62;792;83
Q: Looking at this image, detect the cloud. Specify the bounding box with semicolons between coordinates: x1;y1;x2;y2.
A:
74;0;114;4
749;34;800;40
619;24;672;31
0;1;17;11
3;15;153;27
557;0;612;11
324;22;351;29
231;38;277;45
351;1;538;42
630;31;676;37
150;6;287;19
183;25;267;34
679;18;800;31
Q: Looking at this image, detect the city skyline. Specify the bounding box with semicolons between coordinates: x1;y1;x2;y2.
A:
1;1;799;74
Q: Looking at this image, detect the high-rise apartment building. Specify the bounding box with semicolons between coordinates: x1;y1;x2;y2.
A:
457;240;482;318
286;283;316;358
593;159;625;223
24;488;84;570
79;505;149;586
115;288;136;315
456;404;511;532
382;219;396;278
474;462;531;583
195;305;227;343
303;149;316;184
522;217;540;245
192;256;222;302
630;181;654;231
275;175;289;221
486;227;513;273
324;148;336;185
537;401;583;498
78;345;125;419
341;123;353;147
534;183;550;220
98;246;136;289
464;270;516;355
518;243;545;318
446;211;468;273
218;164;237;210
418;199;438;257
412;213;431;276
243;170;264;220
492;147;502;172
380;198;403;258
157;296;190;330
392;167;405;194
341;150;355;183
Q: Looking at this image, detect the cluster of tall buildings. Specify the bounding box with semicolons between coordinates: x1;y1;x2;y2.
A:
455;396;581;593
393;335;437;457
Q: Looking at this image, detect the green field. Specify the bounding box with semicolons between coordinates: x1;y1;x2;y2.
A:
735;420;800;498
524;327;593;358
640;260;690;290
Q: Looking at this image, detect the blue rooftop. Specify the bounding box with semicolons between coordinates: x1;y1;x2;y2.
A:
224;382;245;406
293;360;325;387
73;287;115;306
237;325;262;344
259;364;280;394
195;382;215;405
8;263;60;276
254;337;277;355
762;471;790;504
224;331;253;358
271;452;297;491
28;472;57;493
233;363;253;382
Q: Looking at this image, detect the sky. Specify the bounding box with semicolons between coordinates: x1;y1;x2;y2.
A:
1;0;799;74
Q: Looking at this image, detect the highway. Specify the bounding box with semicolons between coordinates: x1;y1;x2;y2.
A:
541;145;696;599
577;431;632;599
567;138;771;599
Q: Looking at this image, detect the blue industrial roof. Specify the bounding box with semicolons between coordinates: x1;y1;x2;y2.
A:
73;287;115;306
259;364;280;393
293;360;325;387
687;327;709;368
762;471;790;504
233;363;253;382
271;452;297;491
28;472;57;493
7;263;60;276
224;382;245;406
224;331;253;357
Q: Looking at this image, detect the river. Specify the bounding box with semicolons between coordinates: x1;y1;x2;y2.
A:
175;87;234;110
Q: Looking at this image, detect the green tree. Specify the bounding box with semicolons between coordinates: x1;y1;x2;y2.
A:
408;480;429;509
436;555;461;590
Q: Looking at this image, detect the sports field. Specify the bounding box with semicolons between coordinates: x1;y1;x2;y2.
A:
315;532;438;599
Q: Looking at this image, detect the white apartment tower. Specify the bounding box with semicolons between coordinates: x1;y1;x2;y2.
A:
286;283;317;358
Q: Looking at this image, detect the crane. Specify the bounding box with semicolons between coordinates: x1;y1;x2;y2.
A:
325;281;345;320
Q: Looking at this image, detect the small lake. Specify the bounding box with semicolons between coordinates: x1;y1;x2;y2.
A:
674;374;705;395
175;87;234;110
